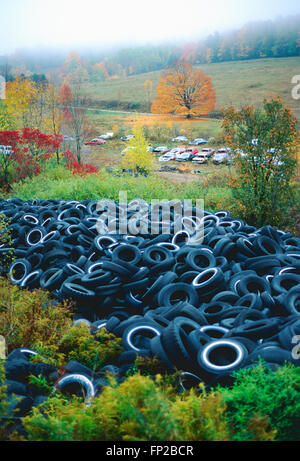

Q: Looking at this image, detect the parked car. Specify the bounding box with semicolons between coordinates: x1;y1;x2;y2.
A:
193;147;215;162
189;138;208;145
185;147;199;156
152;146;170;153
193;147;215;163
121;135;135;141
168;147;186;156
212;149;232;164
0;145;13;155
97;132;114;140
176;151;194;162
84;138;106;145
158;151;180;162
192;155;208;164
192;148;215;164
172;136;188;142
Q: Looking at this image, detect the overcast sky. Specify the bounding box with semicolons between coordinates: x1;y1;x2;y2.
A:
0;0;299;55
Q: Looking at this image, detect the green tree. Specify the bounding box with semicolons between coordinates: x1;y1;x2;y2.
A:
222;97;298;227
0;101;14;130
121;125;154;176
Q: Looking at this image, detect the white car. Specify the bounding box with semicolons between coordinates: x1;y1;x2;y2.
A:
172;136;188;142
158;152;180;162
97;133;114;140
121;135;135;141
153;146;170;153
189;138;208;145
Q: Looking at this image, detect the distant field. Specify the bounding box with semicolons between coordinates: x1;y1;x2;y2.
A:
84;57;300;117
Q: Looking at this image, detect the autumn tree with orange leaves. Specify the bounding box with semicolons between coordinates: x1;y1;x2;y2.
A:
151;61;216;119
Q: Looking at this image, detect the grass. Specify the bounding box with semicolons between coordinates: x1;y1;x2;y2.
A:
9;162;232;211
83;57;300;117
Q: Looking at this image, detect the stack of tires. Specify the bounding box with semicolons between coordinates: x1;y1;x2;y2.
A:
0;198;299;389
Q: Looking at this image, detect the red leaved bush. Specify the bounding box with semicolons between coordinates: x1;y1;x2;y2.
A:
0;128;63;188
64;151;98;177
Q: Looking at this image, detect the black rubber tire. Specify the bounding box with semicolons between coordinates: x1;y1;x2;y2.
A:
229;318;281;341
157;283;199;308
122;322;162;355
197;339;248;375
160;317;201;372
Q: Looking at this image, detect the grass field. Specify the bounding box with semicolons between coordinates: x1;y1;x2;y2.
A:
68;56;300;185
83;57;300;117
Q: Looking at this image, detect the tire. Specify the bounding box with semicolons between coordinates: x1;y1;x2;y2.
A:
246;346;295;366
229;318;281;341
56;374;95;401
142;245;174;267
198;339;248;375
141;272;177;303
199;302;231;324
150;335;174;370
40;268;65;290
278;320;300;350
26;227;46;246
234;293;263;310
252;236;282;256
163;302;207;325
186;249;216;271
234;274;271;296
158;283;199;307
160;317;200;371
271;274;300;295
178;372;203;391
280;286;300;316
60;282;95;301
112;244;142;266
122;323;162;355
20;270;43;289
192;268;225;294
9;259;32;285
81;270;112;288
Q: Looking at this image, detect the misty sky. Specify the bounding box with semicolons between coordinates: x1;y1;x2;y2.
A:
0;0;299;55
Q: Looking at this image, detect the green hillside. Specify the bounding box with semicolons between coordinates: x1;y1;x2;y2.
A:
84;57;300;117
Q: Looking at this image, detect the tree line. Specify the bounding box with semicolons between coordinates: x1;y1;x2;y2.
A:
1;16;298;79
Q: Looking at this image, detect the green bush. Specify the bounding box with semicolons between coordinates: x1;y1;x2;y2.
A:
0;214;14;271
31;323;123;371
0;360;10;441
55;324;123;372
219;363;300;441
222;97;298;227
20;373;229;441
0;278;73;353
6;362;300;441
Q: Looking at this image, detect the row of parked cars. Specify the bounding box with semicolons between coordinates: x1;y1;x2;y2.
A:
158;146;232;165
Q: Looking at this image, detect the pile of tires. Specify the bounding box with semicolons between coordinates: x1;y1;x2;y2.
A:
0;197;299;388
2;346;131;418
